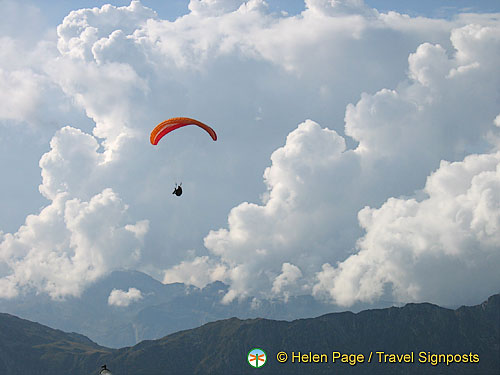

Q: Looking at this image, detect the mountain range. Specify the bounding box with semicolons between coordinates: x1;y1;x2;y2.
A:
0;270;338;348
0;293;498;374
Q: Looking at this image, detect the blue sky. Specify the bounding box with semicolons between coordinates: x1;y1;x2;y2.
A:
0;0;499;308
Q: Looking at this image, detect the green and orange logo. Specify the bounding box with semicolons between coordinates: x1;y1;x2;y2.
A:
247;348;267;368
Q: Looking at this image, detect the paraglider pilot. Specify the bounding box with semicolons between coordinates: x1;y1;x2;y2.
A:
173;182;182;196
100;364;112;374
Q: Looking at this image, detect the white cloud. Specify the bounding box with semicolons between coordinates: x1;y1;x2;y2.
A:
0;36;81;131
108;287;143;307
56;1;158;60
188;0;247;17
1;0;499;308
305;0;373;16
0;189;147;299
39;126;105;200
0;276;18;299
0;69;44;122
187;20;500;305
272;262;303;301
314;151;500;307
163;255;227;288
0;1;88;130
201;119;361;302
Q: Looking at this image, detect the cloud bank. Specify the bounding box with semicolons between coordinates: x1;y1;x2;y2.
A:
0;0;499;307
166;3;500;305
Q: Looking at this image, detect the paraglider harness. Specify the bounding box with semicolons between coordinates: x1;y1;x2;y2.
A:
173;183;182;196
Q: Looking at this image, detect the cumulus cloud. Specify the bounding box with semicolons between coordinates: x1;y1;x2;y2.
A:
108;287;144;306
32;0;439;271
188;0;246;16
38;126;105;200
201;119;360;303
305;0;373;16
163;255;227;288
0;121;149;299
169;18;500;305
0;188;148;299
314;151;500;307
56;1;158;60
272;263;302;302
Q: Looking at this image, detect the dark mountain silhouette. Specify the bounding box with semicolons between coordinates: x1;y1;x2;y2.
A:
0;293;498;374
0;312;111;375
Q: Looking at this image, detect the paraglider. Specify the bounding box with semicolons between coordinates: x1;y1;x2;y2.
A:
150;117;217;145
99;365;112;375
173;183;182;196
150;117;217;197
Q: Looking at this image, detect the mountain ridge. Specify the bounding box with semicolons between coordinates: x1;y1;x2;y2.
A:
0;293;497;374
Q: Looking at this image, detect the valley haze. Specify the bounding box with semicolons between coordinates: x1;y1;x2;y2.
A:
0;0;500;372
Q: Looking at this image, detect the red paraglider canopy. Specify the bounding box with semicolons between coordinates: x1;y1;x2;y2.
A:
150;117;217;145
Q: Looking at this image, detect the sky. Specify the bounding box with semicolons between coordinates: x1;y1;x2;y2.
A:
0;0;499;309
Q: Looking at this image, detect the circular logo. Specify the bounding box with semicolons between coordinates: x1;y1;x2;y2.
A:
248;348;267;368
